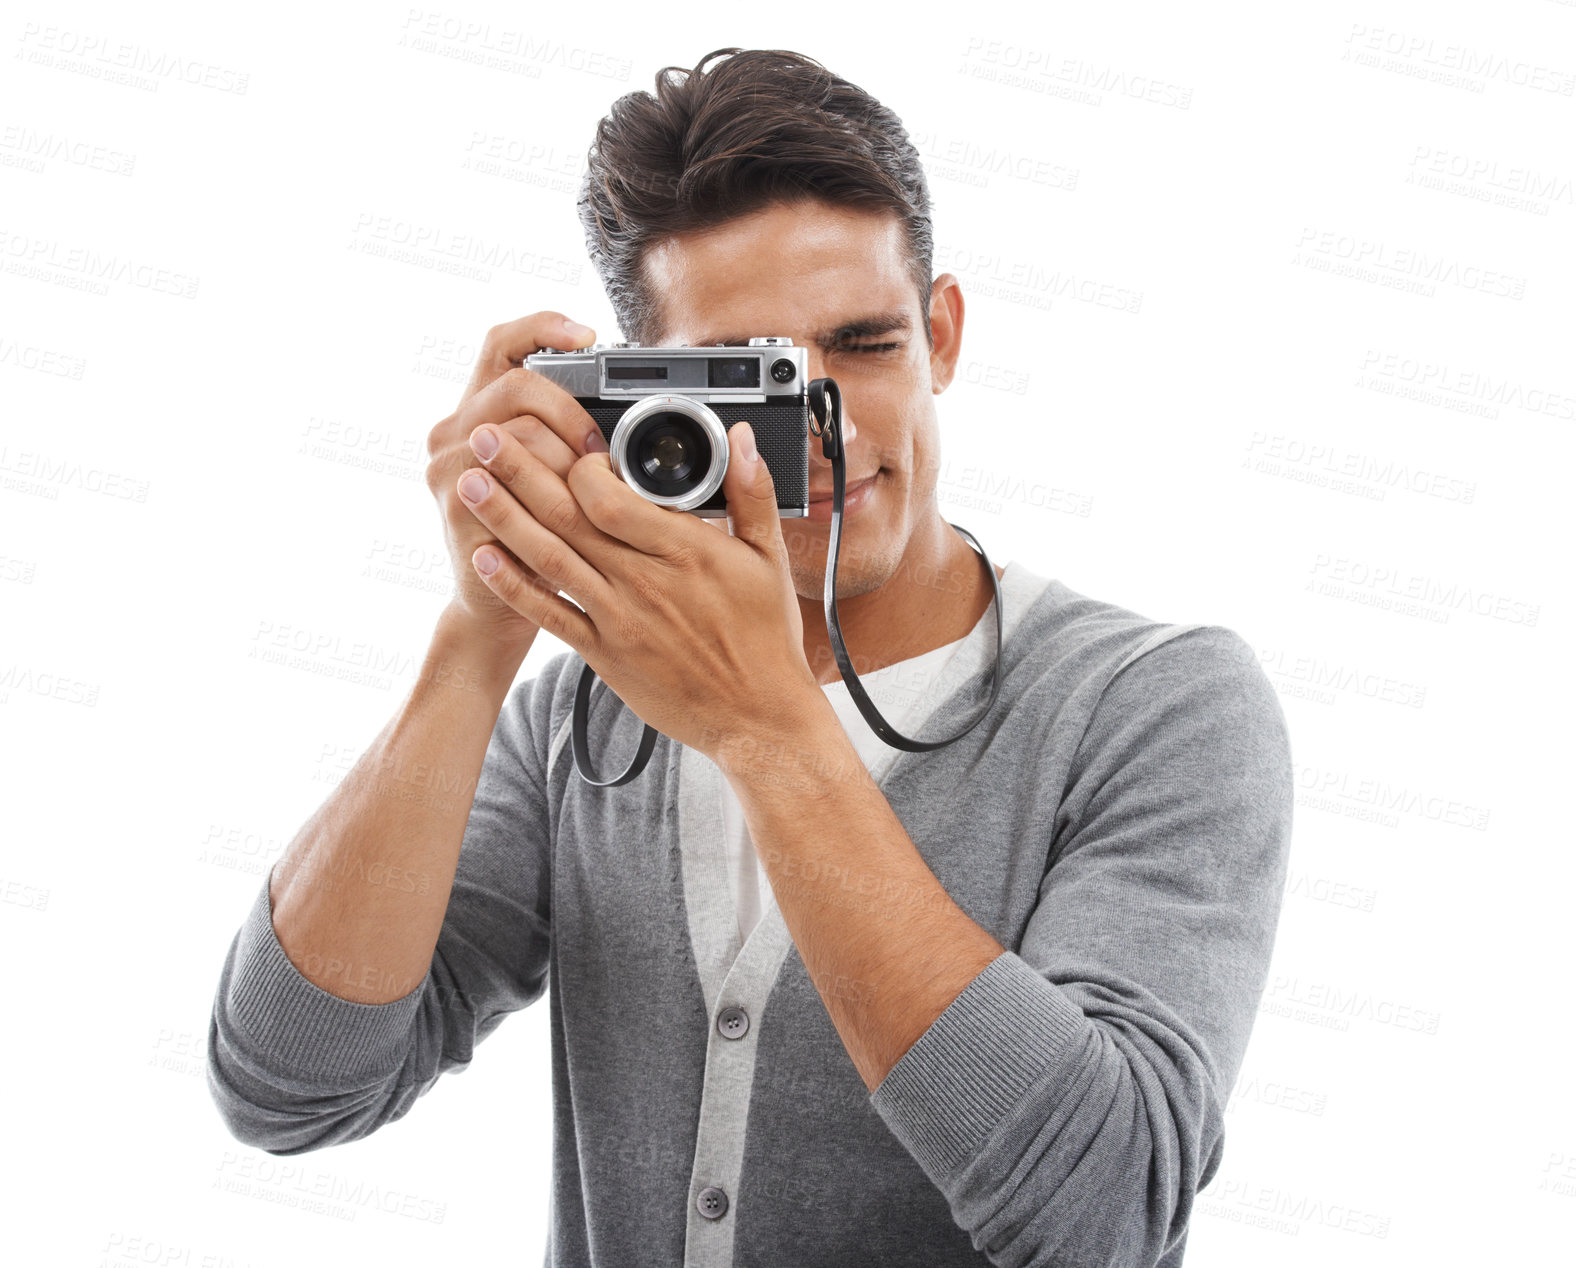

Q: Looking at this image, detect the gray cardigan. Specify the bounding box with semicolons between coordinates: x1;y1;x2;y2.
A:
206;560;1294;1267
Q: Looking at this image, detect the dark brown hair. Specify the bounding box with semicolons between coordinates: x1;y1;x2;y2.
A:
577;47;935;349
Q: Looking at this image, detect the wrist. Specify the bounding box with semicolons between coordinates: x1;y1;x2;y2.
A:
428;603;535;698
714;692;864;803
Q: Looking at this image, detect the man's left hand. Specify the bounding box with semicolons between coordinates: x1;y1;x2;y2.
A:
456;417;823;760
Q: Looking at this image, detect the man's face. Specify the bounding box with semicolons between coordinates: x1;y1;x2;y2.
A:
641;198;964;602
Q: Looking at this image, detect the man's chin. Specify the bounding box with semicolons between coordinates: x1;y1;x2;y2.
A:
785;531;895;603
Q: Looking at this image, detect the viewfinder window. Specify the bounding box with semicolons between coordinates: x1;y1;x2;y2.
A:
708;357;759;389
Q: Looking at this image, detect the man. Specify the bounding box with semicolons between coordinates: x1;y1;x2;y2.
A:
207;47;1294;1268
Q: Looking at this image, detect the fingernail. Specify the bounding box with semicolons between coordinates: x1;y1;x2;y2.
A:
470;427;499;460
584;428;608;453
563;318;594;341
738;423;757;464
460;472;490;503
474;548;499;575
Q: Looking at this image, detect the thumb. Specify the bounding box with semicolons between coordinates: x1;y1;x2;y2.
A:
724;421;784;557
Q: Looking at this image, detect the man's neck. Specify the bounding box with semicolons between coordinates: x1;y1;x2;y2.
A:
797;512;1005;688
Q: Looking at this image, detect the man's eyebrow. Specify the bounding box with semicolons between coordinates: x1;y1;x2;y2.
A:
703;311;913;348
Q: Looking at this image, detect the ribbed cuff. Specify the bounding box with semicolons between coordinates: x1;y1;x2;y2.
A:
869;951;1089;1181
224;877;429;1087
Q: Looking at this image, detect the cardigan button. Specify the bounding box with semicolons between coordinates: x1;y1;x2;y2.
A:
696;1185;729;1219
717;1006;750;1040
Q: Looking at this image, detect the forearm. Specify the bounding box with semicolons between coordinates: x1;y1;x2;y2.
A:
268;603;532;1004
718;704;1005;1092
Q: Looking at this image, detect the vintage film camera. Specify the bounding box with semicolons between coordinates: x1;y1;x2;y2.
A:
526;337;810;516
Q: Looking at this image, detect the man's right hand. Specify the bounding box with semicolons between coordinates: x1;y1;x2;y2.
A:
426;312;607;655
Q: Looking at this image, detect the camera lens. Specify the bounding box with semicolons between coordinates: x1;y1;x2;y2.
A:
609;395;729;511
630;411;707;496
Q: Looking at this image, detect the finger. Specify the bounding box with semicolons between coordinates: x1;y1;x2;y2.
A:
721;422;785;560
569;453;710;561
456;441;625;607
458;312;597;410
471;543;598;655
481;413;579;482
469;430;629;576
460;365;610;462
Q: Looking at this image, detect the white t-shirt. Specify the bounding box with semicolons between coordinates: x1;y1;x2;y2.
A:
719;628;974;946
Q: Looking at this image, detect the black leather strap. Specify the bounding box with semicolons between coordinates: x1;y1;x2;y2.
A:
810;378;1003;751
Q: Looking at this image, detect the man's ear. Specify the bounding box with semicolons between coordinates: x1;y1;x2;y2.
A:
928;273;965;394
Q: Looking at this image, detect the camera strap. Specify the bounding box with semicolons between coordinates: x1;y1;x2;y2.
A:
570;376;1003;785
808;377;1004;752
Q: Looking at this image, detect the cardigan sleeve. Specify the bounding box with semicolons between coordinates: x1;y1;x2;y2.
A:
205;652;569;1155
868;626;1294;1268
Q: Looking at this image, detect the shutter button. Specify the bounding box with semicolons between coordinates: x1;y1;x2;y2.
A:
717;1006;749;1040
696;1185;729;1219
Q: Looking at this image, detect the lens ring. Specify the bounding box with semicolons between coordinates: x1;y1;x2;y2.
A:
609;395;729;511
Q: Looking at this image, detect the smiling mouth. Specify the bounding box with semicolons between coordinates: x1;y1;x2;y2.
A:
808;474;876;503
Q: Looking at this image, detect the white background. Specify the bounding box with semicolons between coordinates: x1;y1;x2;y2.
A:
2;1;1572;1264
